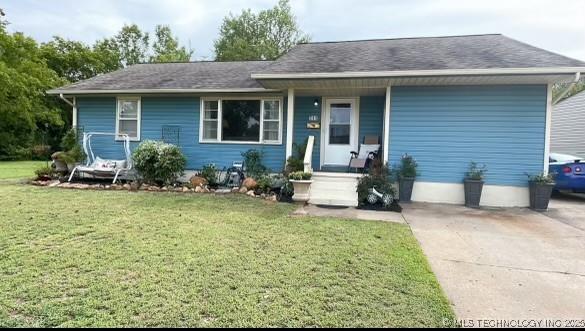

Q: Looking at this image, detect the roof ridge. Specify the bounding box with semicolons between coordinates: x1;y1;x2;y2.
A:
300;33;503;45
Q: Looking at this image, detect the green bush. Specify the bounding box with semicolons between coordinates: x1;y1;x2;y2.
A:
285;138;308;175
466;161;487;180
288;171;312;181
200;164;219;187
132;140;186;185
242;149;268;179
357;159;396;207
397;153;418;179
527;172;555;184
35;166;56;179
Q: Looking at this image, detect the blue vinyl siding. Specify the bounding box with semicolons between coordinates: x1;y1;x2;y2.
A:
389;85;547;186
293;97;321;167
77;96;287;171
359;96;385;144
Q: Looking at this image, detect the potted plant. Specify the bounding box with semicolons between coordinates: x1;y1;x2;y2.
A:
288;171;313;202
464;161;487;208
527;172;555;211
397;154;418;203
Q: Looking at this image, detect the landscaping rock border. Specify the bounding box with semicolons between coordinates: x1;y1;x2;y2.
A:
30;180;279;202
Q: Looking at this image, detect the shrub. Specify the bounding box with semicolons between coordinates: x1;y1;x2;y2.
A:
466;161;487;180
288;171;312;181
397;153;418;179
357;160;396;208
242;149;268;179
200;164;219;187
526;172;555;184
285;138;308;175
256;175;274;193
132;140;186;185
35;166;56;180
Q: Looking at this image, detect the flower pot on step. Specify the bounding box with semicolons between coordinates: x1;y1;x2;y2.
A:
529;181;554;211
464;179;484;208
398;177;415;203
290;180;313;203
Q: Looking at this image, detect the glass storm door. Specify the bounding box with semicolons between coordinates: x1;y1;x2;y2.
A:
323;98;358;165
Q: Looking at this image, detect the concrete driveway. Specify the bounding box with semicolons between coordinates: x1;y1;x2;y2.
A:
403;195;585;321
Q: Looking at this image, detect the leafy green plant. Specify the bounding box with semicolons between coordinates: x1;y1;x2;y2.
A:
242;149;268;179
285;138;308;175
357;159;396;208
288;171;312;181
256;175;274;193
132;140;186;185
200;164;219;187
466;161;487;180
397;153;418;179
526;172;555;184
53;128;86;165
35;166;56;179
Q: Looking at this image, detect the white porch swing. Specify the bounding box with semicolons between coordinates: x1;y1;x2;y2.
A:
68;132;132;184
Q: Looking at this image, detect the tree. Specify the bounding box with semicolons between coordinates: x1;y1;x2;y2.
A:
0;24;66;159
553;78;585;103
40;37;121;82
108;24;150;66
150;25;192;63
214;0;310;61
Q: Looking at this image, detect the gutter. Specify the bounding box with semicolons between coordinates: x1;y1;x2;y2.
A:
552;72;581;105
59;93;75;106
47;88;281;96
251;67;585;80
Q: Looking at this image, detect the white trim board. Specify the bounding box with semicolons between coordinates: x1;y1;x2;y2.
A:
407;181;530;207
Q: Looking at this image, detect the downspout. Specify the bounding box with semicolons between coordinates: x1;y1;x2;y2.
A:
59;93;77;127
552;72;581;105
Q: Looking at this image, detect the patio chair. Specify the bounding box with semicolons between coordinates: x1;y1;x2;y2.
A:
348;135;381;173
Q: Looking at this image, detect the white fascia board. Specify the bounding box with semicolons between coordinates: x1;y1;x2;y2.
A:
251;67;585;80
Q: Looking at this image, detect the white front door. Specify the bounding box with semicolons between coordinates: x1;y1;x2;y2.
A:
323;98;359;166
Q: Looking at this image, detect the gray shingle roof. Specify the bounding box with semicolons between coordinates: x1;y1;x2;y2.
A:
50;34;585;94
50;61;274;93
257;34;585;74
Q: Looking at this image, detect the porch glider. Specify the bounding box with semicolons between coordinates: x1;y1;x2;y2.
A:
68;132;132;184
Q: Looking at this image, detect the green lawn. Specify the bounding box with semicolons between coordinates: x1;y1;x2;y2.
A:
0;161;46;180
0;184;454;327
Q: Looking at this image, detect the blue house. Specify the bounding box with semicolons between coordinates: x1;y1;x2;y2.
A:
48;34;585;207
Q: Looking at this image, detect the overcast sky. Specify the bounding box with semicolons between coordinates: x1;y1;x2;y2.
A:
3;0;585;61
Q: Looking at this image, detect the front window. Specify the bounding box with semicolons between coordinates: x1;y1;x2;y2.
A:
116;97;141;140
200;98;282;144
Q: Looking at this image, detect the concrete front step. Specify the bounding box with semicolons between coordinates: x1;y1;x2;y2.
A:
309;172;360;207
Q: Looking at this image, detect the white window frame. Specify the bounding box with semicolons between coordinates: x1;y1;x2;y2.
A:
199;96;283;145
116;96;141;141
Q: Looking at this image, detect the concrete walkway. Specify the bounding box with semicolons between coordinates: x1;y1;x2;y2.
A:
402;201;585;320
295;204;406;224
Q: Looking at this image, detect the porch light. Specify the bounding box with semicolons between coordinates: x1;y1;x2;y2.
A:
314;99;319;107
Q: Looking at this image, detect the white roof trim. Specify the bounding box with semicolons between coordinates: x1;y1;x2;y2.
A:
46;88;281;95
251;67;585;80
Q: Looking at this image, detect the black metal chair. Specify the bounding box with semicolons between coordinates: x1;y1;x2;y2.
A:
348;135;381;173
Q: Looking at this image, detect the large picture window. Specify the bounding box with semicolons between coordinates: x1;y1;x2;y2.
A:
200;98;282;144
116;97;141;141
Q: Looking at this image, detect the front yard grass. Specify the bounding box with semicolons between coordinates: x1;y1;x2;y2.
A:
0;161;46;180
0;184;454;327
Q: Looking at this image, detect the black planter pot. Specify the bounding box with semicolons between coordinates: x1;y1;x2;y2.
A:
464;179;484;208
529;181;554;211
399;177;415;203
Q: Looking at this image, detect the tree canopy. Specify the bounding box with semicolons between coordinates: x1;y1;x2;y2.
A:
214;0;310;61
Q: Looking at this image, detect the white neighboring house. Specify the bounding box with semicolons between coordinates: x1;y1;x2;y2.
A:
551;90;585;158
